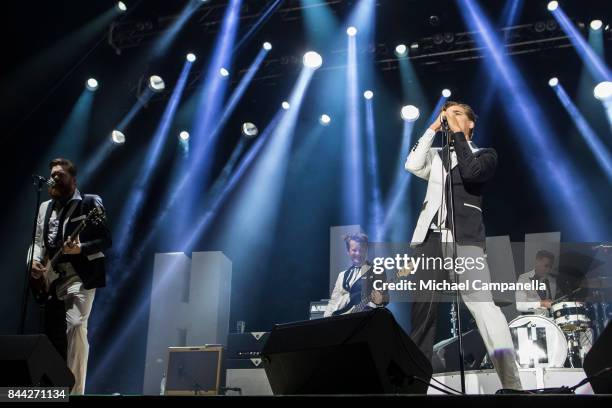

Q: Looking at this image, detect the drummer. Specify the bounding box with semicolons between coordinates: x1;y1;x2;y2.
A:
516;250;557;315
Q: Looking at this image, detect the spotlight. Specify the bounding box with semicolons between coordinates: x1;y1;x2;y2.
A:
281;101;290;110
443;32;455;43
148;75;165;92
117;1;127;12
242;122;259;138
594;81;612;101
319;114;331;126
442;89;451;98
303;51;323;69
548;77;559;87
86;78;99;91
186;53;196;62
347;26;358;37
263;42;272;51
547;1;558;11
590;20;603;31
429;15;440;27
219;67;229;77
111;130;126;145
363;90;374;100
401;105;420;122
395;44;407;57
179;131;190;141
410;42;419;50
149;75;166;92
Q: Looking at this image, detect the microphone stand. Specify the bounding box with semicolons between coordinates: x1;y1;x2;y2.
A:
441;121;466;394
19;176;46;334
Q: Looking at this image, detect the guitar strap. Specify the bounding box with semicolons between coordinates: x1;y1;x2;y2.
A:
53;200;81;300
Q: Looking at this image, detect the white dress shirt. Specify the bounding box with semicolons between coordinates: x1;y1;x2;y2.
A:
515;269;557;315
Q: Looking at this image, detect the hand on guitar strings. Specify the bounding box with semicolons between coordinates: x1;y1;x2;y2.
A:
63;236;82;255
31;260;47;279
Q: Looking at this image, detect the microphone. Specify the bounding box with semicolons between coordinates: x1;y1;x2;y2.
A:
32;175;55;187
441;115;450;130
440;114;453;145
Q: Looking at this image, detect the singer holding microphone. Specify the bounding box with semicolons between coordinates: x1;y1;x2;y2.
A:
28;158;111;394
404;101;522;390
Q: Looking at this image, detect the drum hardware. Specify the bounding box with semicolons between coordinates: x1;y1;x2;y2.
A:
566;331;583;368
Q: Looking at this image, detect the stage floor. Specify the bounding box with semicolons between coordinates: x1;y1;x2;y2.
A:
429;367;593;394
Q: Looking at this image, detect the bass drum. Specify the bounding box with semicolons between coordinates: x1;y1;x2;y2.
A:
509;315;567;368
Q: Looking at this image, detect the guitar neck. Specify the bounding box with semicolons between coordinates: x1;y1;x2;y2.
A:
48;222;87;267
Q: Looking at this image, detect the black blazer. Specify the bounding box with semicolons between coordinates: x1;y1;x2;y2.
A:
42;193;112;290
440;132;497;245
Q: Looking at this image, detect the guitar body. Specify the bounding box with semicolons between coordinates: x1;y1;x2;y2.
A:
28;206;105;303
29;256;63;303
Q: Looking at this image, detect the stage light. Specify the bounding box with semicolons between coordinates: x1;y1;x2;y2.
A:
219;67;230;77
364;90;374;100
86;78;99;91
281;101;290;110
303;51;323;69
263;42;272;50
401;105;420;122
148;75;165;92
117;1;127;12
410;42;419;50
179;131;190;141
590;20;603;31
186;53;196;62
594;81;612;100
347;26;358;37
319;114;331;126
242;122;259;138
395;44;407;57
111;130;126;145
548;77;559;87
442;89;451;97
547;1;558;11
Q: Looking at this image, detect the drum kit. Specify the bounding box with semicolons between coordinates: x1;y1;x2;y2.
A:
508;276;612;369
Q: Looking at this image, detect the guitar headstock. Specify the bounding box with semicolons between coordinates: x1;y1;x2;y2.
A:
86;206;106;226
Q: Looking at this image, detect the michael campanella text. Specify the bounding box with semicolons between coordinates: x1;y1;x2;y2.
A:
373;279;547;293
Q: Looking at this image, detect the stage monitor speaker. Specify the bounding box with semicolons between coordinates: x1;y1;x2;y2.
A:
0;335;74;388
262;308;432;395
583;322;612;394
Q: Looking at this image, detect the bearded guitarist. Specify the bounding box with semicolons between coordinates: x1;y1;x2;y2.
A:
29;158;111;395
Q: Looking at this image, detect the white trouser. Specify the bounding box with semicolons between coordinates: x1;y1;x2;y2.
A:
63;281;96;395
446;243;523;390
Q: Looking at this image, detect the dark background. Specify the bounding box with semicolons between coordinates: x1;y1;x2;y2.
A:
0;0;610;393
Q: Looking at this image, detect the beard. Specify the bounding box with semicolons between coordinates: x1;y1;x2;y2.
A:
48;181;73;200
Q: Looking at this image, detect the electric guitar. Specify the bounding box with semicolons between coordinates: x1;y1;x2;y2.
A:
339;262;415;314
30;206;105;301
